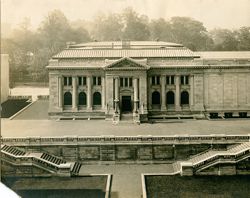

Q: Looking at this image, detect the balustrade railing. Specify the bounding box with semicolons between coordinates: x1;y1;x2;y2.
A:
1;134;249;145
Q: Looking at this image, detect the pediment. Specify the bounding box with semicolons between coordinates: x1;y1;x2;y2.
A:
104;57;150;70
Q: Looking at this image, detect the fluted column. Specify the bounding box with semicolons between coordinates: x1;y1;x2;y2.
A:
190;75;194;107
101;76;106;110
72;76;78;110
161;75;166;110
133;78;139;113
175;75;181;111
114;77;119;113
87;76;92;110
58;76;63;109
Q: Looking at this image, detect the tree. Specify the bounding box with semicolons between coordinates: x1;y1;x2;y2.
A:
210;29;238;51
149;18;174;41
236;27;250;50
39;9;71;54
170;17;212;50
122;7;150;41
92;13;123;41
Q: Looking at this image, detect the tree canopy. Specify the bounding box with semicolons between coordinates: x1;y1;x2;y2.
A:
1;8;250;86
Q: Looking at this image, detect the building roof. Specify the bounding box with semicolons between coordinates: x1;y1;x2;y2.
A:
53;41;199;59
197;51;250;59
53;48;198;59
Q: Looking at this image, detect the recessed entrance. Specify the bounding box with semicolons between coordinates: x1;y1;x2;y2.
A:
121;96;132;112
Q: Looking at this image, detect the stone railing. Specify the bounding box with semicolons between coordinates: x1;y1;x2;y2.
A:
193;149;250;172
1;134;249;146
1;150;71;176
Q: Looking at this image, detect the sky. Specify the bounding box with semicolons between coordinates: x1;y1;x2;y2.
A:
1;0;250;30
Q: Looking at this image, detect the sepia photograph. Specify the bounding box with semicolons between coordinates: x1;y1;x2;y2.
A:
1;0;250;197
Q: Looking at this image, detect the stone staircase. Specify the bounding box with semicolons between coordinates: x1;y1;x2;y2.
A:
172;142;250;174
40;153;66;165
120;113;133;122
1;145;26;156
1;144;82;176
71;162;82;176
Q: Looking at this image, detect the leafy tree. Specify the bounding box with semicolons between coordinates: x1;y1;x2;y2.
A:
209;29;238;51
121;7;150;41
170;17;212;50
92;13;123;41
38;9;71;55
236;27;250;50
149;18;174;41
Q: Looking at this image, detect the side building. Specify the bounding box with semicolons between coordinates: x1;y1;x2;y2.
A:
46;41;250;122
1;54;9;103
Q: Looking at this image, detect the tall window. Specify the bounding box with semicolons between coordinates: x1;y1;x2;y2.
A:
151;76;160;85
78;76;86;86
93;76;102;86
64;92;72;106
166;76;175;85
181;91;189;105
152;91;160;105
166;91;175;105
64;77;72;86
120;77;132;87
93;92;101;105
181;75;189;85
78;92;87;105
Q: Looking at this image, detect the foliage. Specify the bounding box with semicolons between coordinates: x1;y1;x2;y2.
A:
1;8;250;86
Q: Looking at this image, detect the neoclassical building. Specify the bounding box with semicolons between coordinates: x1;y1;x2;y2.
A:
47;41;250;122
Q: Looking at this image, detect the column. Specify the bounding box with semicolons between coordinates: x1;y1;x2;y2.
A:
72;76;78;110
190;75;194;107
133;78;139;113
161;75;166;110
101;76;106;109
87;76;92;110
114;77;119;113
148;77;152;110
175;75;181;111
58;76;63;109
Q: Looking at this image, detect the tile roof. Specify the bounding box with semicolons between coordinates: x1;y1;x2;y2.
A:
196;51;250;59
53;48;198;59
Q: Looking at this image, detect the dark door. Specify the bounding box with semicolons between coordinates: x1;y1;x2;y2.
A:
122;96;132;112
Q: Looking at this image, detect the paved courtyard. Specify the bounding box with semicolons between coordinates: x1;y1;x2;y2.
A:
2;116;250;137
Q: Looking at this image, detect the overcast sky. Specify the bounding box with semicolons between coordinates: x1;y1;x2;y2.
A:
1;0;250;30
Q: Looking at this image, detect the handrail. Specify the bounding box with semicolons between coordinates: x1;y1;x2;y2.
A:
194;151;250;172
1;134;249;145
0;150;71;174
193;147;250;167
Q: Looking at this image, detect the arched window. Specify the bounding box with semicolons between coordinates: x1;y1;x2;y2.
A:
181;91;189;105
166;91;175;105
78;92;87;105
93;92;101;105
64;92;72;106
152;91;160;105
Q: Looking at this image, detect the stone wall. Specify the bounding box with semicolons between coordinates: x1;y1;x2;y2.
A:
204;69;250;112
17;143;229;164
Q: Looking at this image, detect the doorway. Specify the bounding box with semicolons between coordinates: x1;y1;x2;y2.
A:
121;96;132;112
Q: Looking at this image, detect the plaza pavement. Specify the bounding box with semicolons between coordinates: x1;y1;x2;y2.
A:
1;100;250;137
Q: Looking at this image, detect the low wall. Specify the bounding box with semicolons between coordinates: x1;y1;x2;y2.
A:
2;135;249;164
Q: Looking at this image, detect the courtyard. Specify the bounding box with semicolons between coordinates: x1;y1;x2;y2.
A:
1;99;250;137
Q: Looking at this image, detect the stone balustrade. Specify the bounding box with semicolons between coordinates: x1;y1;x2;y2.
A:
1;134;249;146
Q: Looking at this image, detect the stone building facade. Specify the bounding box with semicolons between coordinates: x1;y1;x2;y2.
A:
1;54;9;103
47;41;250;122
